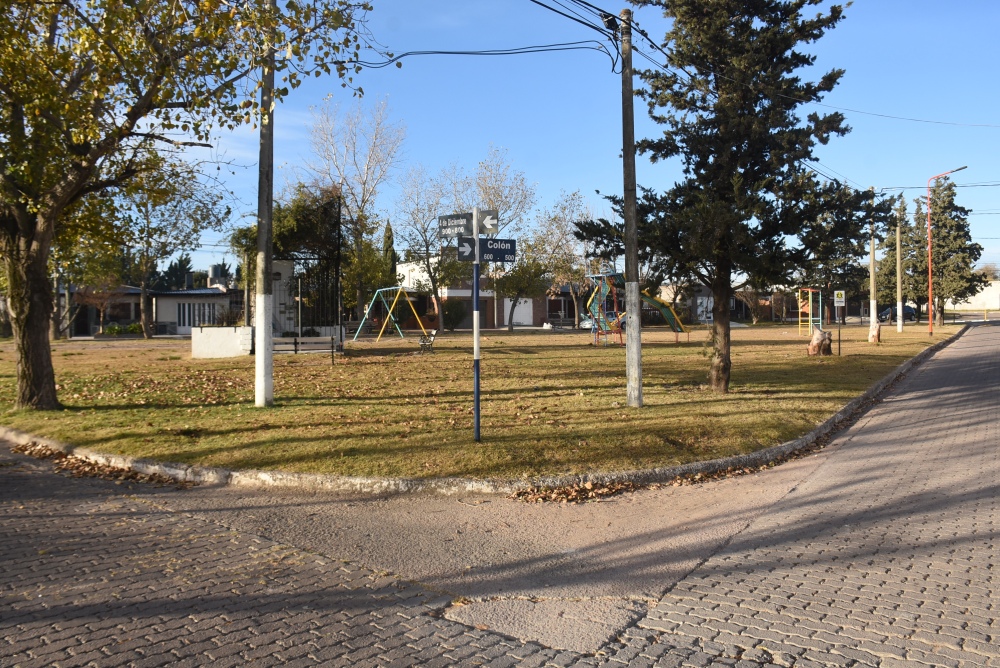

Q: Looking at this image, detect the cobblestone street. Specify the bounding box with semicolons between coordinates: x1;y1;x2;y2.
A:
2;324;998;667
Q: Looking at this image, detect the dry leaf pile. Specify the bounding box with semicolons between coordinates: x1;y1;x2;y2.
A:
10;441;195;488
510;440;832;504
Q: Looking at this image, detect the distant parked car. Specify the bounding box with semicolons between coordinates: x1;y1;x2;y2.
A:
878;305;917;322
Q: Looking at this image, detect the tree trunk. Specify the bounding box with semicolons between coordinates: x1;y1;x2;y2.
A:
570;290;580;328
4;251;60;409
507;296;521;332
708;270;733;393
140;278;152;338
935;298;944;328
49;273;60;340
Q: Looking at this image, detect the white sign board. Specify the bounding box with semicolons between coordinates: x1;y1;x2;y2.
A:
834;290;846;307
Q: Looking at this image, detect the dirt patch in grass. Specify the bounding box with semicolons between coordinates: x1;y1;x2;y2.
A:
0;326;959;479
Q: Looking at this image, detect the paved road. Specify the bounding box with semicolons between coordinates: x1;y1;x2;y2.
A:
2;324;998;667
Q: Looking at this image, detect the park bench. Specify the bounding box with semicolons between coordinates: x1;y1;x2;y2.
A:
273;336;335;354
345;320;373;336
418;329;437;353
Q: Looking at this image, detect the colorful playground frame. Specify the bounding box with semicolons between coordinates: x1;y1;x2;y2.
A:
354;287;429;342
797;288;823;336
586;271;688;346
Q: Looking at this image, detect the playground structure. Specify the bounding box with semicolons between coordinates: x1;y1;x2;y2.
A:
797;288;824;336
354;287;429;342
585;271;688;346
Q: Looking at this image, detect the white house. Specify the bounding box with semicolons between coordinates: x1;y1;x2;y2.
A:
397;259;540;328
152;286;231;335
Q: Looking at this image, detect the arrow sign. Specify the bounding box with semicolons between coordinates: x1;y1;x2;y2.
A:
438;213;473;239
457;236;476;261
477;209;499;235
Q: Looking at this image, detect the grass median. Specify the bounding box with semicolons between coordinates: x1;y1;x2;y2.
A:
0;324;959;479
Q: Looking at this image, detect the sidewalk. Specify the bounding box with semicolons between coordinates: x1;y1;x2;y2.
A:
2;323;998;667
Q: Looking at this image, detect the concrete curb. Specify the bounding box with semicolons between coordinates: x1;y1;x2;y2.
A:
1;325;969;497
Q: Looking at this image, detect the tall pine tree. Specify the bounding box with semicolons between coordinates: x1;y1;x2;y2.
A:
919;178;986;325
635;0;853;391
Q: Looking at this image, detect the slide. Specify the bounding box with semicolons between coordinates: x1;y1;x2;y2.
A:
639;293;687;333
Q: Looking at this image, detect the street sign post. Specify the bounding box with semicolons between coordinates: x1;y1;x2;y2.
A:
438;213;473;239
442;209;507;442
479;238;516;263
834;289;845;356
471;209;484;442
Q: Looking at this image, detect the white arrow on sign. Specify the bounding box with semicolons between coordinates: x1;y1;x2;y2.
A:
457;236;476;261
479;209;499;235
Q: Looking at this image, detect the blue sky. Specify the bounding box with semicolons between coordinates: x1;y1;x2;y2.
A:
192;0;1000;272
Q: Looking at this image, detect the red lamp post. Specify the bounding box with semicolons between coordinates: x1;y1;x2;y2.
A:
927;165;967;336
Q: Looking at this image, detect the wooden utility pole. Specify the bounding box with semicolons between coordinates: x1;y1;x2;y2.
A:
869;188;877;325
620;8;642;408
896;222;903;333
254;0;276;407
867;188;880;343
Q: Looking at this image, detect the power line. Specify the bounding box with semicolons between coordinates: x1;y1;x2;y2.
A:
352;40;616;69
587;2;1000;130
881;183;1000;191
527;0;613;38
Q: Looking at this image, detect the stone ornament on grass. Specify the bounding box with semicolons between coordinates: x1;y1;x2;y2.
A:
868;321;881;344
807;326;833;356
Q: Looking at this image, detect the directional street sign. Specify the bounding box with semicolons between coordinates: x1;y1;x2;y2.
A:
479;237;516;263
438;213;473;239
477;209;499;235
456;236;476;261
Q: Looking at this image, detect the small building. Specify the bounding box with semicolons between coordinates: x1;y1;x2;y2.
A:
152;286;232;335
397;259;547;328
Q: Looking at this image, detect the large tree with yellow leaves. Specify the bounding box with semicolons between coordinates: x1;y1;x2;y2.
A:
0;0;374;409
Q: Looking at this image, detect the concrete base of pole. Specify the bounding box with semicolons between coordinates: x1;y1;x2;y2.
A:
255;293;274;407
625;282;643;407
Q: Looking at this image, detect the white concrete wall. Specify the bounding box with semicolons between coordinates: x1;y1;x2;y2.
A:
191;326;253;358
946;280;1000;310
503;298;534;326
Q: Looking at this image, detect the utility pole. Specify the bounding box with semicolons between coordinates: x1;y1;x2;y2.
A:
254;0;276;407
896;222;903;333
620;8;642;408
869;188;877;328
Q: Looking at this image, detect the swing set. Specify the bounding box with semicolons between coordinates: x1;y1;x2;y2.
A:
353;287;429;342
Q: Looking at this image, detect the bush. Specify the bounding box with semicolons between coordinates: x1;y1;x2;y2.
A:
302;328;320;337
126;322;143;335
104;324;123;336
441;299;467;332
281;331;298;337
215;306;242;326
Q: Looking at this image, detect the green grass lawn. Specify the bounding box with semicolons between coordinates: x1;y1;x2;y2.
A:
0;324;959;479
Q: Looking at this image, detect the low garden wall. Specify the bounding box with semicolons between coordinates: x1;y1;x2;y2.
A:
191;326;253;358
